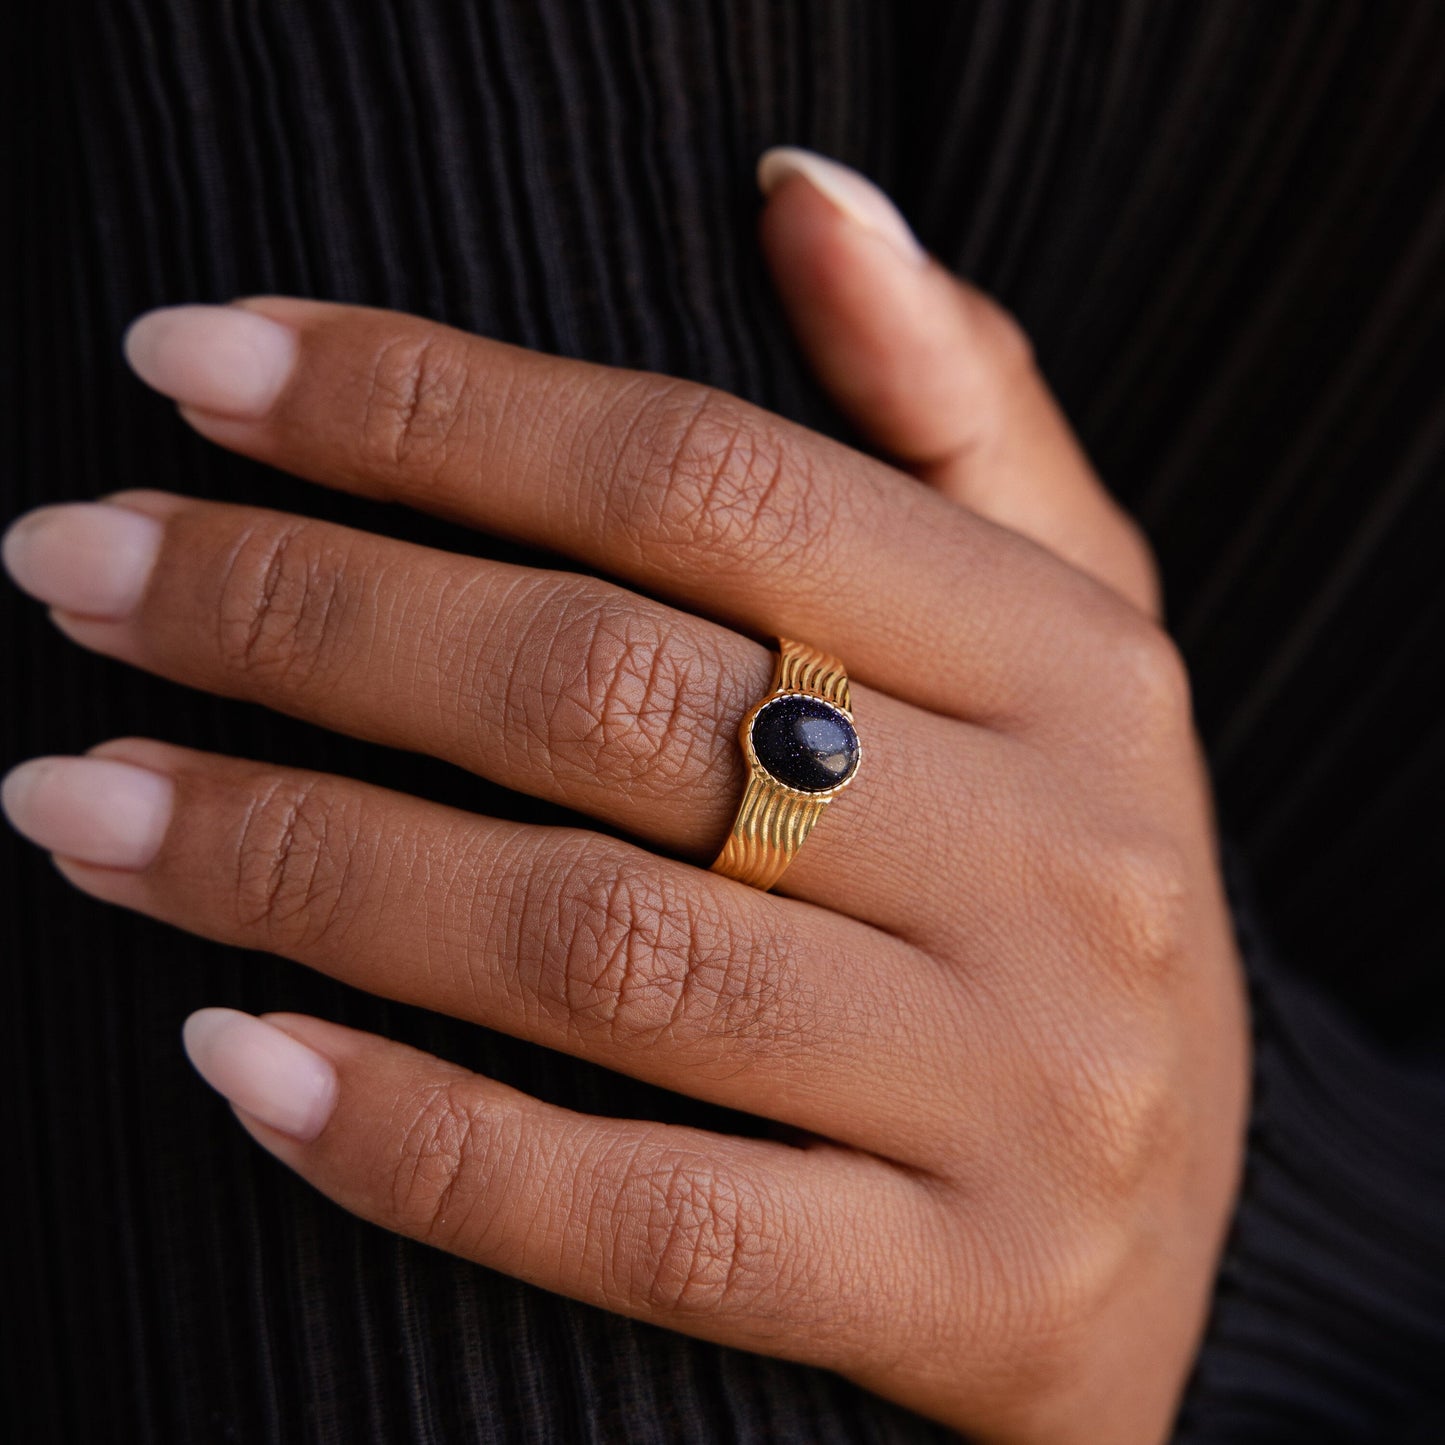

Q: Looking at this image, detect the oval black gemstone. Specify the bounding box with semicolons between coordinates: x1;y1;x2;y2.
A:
749;694;860;793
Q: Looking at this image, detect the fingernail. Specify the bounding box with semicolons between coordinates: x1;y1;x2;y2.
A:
2;756;174;868
2;503;163;617
183;1009;338;1142
757;147;926;266
124;304;298;418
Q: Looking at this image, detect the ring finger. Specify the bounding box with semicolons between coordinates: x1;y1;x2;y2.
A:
3;491;1026;938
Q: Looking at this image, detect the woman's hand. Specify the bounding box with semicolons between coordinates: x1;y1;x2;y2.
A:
1;151;1248;1443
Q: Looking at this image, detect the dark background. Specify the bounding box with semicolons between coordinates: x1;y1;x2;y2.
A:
5;2;1443;1441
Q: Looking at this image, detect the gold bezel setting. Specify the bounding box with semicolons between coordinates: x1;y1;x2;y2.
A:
711;639;860;891
738;690;861;801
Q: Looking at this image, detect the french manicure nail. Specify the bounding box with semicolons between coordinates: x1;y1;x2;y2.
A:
2;502;163;617
757;147;927;266
183;1009;339;1142
1;756;174;869
124;304;298;418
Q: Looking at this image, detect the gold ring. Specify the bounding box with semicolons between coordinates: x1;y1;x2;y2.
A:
711;637;861;891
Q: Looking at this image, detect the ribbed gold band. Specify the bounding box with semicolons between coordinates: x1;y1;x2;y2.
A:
710;638;856;891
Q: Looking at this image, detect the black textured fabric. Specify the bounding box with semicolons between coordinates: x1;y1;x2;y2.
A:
4;2;1444;1441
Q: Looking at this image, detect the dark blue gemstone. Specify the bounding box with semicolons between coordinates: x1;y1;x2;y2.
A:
749;694;859;793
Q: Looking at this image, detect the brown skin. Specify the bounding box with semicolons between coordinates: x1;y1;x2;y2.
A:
11;175;1249;1441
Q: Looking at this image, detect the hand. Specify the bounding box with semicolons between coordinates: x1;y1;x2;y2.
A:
1;150;1248;1443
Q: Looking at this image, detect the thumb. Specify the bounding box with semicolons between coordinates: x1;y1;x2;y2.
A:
757;148;1159;617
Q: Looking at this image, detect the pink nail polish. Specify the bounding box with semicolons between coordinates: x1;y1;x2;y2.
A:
183;1009;339;1142
1;756;174;869
2;503;163;617
124;305;298;418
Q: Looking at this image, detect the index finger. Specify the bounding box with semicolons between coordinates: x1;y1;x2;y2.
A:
756;152;1162;617
123;298;1131;726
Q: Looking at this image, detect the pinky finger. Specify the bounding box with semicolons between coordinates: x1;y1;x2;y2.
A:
182;1008;925;1370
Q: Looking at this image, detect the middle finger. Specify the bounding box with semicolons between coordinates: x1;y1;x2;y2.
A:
9;492;1023;938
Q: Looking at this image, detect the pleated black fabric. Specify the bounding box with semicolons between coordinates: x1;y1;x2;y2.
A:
4;2;1444;1441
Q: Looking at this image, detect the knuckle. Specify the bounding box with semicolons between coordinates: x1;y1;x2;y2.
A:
232;774;368;949
608;1149;780;1317
1087;834;1191;977
965;287;1038;386
518;587;732;793
390;1078;500;1247
937;289;1040;466
989;1209;1132;1357
1100;614;1194;736
1043;1028;1182;1199
215;520;352;688
604;383;827;572
518;848;801;1051
359;330;471;476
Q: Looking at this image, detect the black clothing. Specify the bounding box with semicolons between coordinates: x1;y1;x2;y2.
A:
6;2;1445;1440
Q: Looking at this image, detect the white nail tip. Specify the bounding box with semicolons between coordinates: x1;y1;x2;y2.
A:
757;147;926;265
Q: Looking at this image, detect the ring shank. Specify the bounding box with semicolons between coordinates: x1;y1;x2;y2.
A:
774;638;851;711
